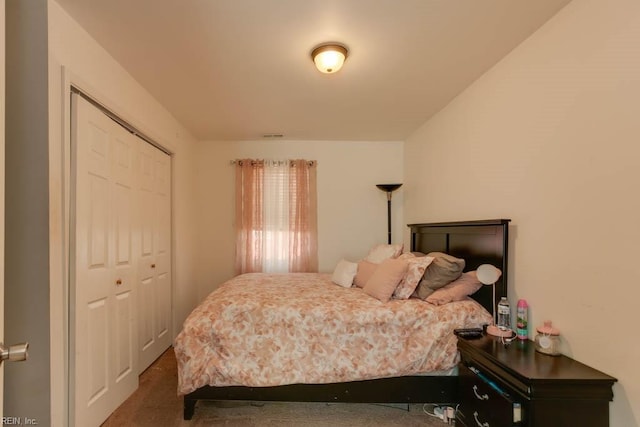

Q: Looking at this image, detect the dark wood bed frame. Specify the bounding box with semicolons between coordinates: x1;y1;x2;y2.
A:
183;219;511;420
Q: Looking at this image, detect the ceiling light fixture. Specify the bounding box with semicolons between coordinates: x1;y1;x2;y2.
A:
311;43;348;74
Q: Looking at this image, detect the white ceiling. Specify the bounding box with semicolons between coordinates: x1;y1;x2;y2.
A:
55;0;572;142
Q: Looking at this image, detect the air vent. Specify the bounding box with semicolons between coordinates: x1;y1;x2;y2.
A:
262;133;284;138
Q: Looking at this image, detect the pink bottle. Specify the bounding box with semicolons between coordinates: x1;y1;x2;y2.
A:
516;299;529;340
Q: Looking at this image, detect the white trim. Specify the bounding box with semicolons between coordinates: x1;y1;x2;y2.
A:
0;0;6;416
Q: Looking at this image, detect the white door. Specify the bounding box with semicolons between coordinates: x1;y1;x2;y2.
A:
71;95;138;426
138;141;172;372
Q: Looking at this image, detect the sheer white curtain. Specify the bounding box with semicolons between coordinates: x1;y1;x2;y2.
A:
235;159;318;274
263;160;290;272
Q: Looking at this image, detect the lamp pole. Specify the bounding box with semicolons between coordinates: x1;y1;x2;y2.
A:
376;184;402;244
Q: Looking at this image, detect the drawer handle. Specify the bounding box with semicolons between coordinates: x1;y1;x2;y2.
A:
473;411;490;427
473;385;489;401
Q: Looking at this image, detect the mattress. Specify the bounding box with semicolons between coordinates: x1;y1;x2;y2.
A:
174;273;491;395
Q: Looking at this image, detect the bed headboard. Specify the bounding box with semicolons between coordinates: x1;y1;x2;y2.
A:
408;219;510;315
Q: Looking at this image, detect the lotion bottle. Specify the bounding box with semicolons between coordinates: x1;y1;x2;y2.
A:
516;299;529;340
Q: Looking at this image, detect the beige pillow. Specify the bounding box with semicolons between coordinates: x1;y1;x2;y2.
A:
363;258;408;303
415;252;465;299
331;259;358;288
353;260;378;288
363;243;404;264
425;271;483;305
393;256;435;299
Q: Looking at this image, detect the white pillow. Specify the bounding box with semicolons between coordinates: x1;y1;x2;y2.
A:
331;259;358;288
363;243;403;264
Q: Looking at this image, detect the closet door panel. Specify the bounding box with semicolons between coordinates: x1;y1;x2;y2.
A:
138;141;154;192
72;95;138;427
139;276;155;352
112;162;135;294
155;253;171;342
110;126;137;399
86;299;108;405
84;123;110;303
138;141;155;264
113;130;134;276
138;187;155;283
137;142;172;372
85;171;110;394
137;141;156;368
114;290;134;382
154;151;171;342
86;174;110;302
154;149;172;348
74;103;113;426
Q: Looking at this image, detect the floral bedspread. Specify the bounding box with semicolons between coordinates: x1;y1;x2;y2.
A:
174;273;492;395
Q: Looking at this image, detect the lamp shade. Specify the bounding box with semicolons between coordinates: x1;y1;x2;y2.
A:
477;264;511;338
376;184;402;193
477;264;502;285
312;44;348;74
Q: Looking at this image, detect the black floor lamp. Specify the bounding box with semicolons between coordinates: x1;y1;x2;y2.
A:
376;184;402;244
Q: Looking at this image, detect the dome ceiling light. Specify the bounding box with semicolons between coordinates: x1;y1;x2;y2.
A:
311;43;348;74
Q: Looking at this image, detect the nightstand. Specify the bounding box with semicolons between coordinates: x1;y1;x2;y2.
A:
456;335;617;427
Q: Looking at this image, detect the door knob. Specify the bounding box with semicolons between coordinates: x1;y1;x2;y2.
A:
0;342;29;365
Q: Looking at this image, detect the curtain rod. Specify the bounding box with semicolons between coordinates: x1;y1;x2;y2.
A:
230;159;316;166
71;86;171;155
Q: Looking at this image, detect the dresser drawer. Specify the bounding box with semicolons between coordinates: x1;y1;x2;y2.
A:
458;363;523;427
457;335;616;427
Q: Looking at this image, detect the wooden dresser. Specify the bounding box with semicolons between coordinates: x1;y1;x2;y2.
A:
456;335;617;427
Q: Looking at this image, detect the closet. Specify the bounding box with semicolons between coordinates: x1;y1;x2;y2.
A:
71;93;172;426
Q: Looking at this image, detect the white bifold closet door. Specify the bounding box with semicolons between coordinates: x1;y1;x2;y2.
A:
137;136;172;373
71;94;172;426
72;94;139;426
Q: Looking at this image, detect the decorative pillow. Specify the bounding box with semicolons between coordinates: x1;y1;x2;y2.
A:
415;252;466;299
331;259;358;288
425;271;482;305
398;252;415;260
393;256;435;299
353;260;378;288
363;243;404;264
363;258;408;303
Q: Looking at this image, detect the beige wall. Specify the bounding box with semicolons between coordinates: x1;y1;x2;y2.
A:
404;0;640;425
41;2;199;425
195;140;404;298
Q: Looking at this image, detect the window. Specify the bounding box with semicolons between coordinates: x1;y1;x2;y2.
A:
235;159;318;274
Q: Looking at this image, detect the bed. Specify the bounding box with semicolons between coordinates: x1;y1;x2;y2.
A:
176;219;510;420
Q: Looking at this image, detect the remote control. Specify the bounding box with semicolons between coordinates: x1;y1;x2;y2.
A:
456;332;482;340
454;328;483;334
454;328;483;338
